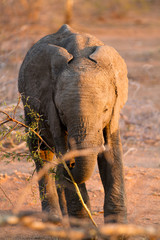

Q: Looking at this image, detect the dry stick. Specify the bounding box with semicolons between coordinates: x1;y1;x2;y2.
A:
0;184;14;207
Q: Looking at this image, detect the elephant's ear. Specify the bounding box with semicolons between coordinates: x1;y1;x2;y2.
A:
48;44;73;77
90;45;128;134
46;45;73;153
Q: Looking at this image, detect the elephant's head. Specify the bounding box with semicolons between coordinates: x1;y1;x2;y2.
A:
48;42;128;184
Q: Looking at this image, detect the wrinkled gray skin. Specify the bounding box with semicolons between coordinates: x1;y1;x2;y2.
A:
18;24;128;224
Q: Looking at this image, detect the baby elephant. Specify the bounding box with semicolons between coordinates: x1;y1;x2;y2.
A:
18;24;128;224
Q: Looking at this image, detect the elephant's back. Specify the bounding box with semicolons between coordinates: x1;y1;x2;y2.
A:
58;25;104;58
20;24;103;65
34;24;103;52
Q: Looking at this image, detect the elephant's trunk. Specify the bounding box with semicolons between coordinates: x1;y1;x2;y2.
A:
68;127;104;184
70;153;97;184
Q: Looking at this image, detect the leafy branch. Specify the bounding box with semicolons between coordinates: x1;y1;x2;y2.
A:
0;109;52;151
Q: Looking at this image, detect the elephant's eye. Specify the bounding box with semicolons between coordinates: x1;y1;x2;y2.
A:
88;56;97;63
103;107;108;113
68;58;74;64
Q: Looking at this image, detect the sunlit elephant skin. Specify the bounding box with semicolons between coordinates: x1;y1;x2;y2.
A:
18;24;128;224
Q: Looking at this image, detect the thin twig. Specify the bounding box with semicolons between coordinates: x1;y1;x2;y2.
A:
124;147;137;157
0;122;19;141
13;94;21;119
0;184;14;208
0;118;10;126
120;113;140;126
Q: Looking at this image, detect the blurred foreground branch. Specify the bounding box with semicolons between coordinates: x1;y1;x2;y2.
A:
0;213;160;240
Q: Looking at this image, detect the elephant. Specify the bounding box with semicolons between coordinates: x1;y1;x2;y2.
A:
18;24;128;224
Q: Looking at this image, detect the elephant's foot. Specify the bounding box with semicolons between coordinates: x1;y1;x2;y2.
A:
104;214;127;224
104;204;127;224
42;211;62;224
103;212;128;240
41;202;62;223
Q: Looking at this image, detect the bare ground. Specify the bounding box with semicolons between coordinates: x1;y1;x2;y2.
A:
0;5;160;239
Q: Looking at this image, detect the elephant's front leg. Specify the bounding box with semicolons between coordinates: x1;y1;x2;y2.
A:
64;181;91;219
98;128;127;224
56;158;91;219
